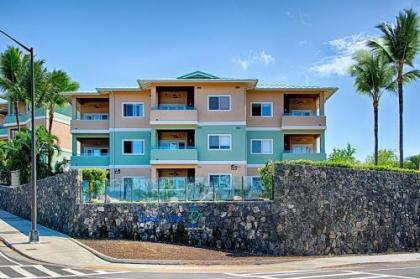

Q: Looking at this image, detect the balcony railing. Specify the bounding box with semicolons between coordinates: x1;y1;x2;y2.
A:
80;176;272;203
283;111;317;116
77;113;109;120
154;104;195;110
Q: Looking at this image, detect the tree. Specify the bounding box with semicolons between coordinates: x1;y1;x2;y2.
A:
0;47;47;131
368;9;420;167
366;149;398;167
39;70;79;134
328;144;357;164
0;47;29;130
350;50;395;165
5;126;61;182
405;154;420;170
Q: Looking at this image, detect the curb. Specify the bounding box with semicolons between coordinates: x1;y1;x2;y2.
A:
69;238;186;265
0;235;54;266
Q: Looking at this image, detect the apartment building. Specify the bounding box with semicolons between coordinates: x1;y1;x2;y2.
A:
64;71;337;193
0;98;72;162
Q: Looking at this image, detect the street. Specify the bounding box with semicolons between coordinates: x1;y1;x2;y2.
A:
0;243;419;279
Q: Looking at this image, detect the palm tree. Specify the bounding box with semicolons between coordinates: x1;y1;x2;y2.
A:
368;8;420;167
0;47;29;130
350;50;395;165
39;70;79;134
5;126;61;182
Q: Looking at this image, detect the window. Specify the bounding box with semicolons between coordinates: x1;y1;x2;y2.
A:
123;139;144;155
250;176;262;190
123;103;144;117
208;95;231;111
251;139;273;154
208;134;231;150
209;174;232;189
251;102;272;117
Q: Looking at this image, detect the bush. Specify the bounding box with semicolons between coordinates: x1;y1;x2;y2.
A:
328;144;357;164
278;160;420;174
259;161;274;197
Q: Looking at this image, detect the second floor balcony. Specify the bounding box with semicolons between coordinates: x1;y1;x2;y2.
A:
71;98;109;132
281;93;326;129
151;86;197;125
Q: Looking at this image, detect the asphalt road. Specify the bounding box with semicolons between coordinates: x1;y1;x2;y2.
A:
0;244;419;279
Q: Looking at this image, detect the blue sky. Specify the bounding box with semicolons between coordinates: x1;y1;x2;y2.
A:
1;0;419;160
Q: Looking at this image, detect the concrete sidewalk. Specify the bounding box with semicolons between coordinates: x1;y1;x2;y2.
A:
0;210;109;268
0;209;419;273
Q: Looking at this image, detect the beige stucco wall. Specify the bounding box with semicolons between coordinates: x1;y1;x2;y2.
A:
71;120;109;131
109;168;152;183
246;90;283;127
110;90;151;128
195;84;246;122
281;116;326;127
51;119;72;151
246;167;261;177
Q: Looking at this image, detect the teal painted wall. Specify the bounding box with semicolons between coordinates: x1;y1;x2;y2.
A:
196;125;246;161
109;131;151;165
246;130;283;164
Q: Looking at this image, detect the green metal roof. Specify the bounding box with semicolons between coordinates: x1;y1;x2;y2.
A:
256;82;335;90
177;71;220;80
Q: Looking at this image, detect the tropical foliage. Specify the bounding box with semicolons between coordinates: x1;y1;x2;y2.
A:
82;169;107;200
350;50;395;165
328;144;358;164
368;8;420;167
0;126;62;183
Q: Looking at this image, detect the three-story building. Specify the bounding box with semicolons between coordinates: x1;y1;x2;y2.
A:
64;71;337;196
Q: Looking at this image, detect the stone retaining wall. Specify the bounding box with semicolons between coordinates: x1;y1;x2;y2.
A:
0;165;419;256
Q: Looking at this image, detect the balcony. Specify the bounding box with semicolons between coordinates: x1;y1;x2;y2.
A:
282;152;326;161
150;106;198;125
71;155;110;167
72;98;109;132
151;147;198;163
71;116;109;133
281;113;326;129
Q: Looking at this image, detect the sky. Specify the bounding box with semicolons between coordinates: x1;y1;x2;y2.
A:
1;0;419;160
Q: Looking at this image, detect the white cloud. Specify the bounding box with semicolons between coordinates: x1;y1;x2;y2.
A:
232;50;275;70
232;57;250;70
308;33;371;76
254;50;275;65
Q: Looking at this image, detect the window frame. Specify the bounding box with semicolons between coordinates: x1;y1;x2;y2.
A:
250;102;273;117
122;139;145;155
208;173;233;189
250;139;274;154
207;95;231;111
122;102;144;118
207;134;232;151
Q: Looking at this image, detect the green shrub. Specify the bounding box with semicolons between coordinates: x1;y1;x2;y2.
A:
328;144;357;164
259;161;274;197
278;160;420;174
